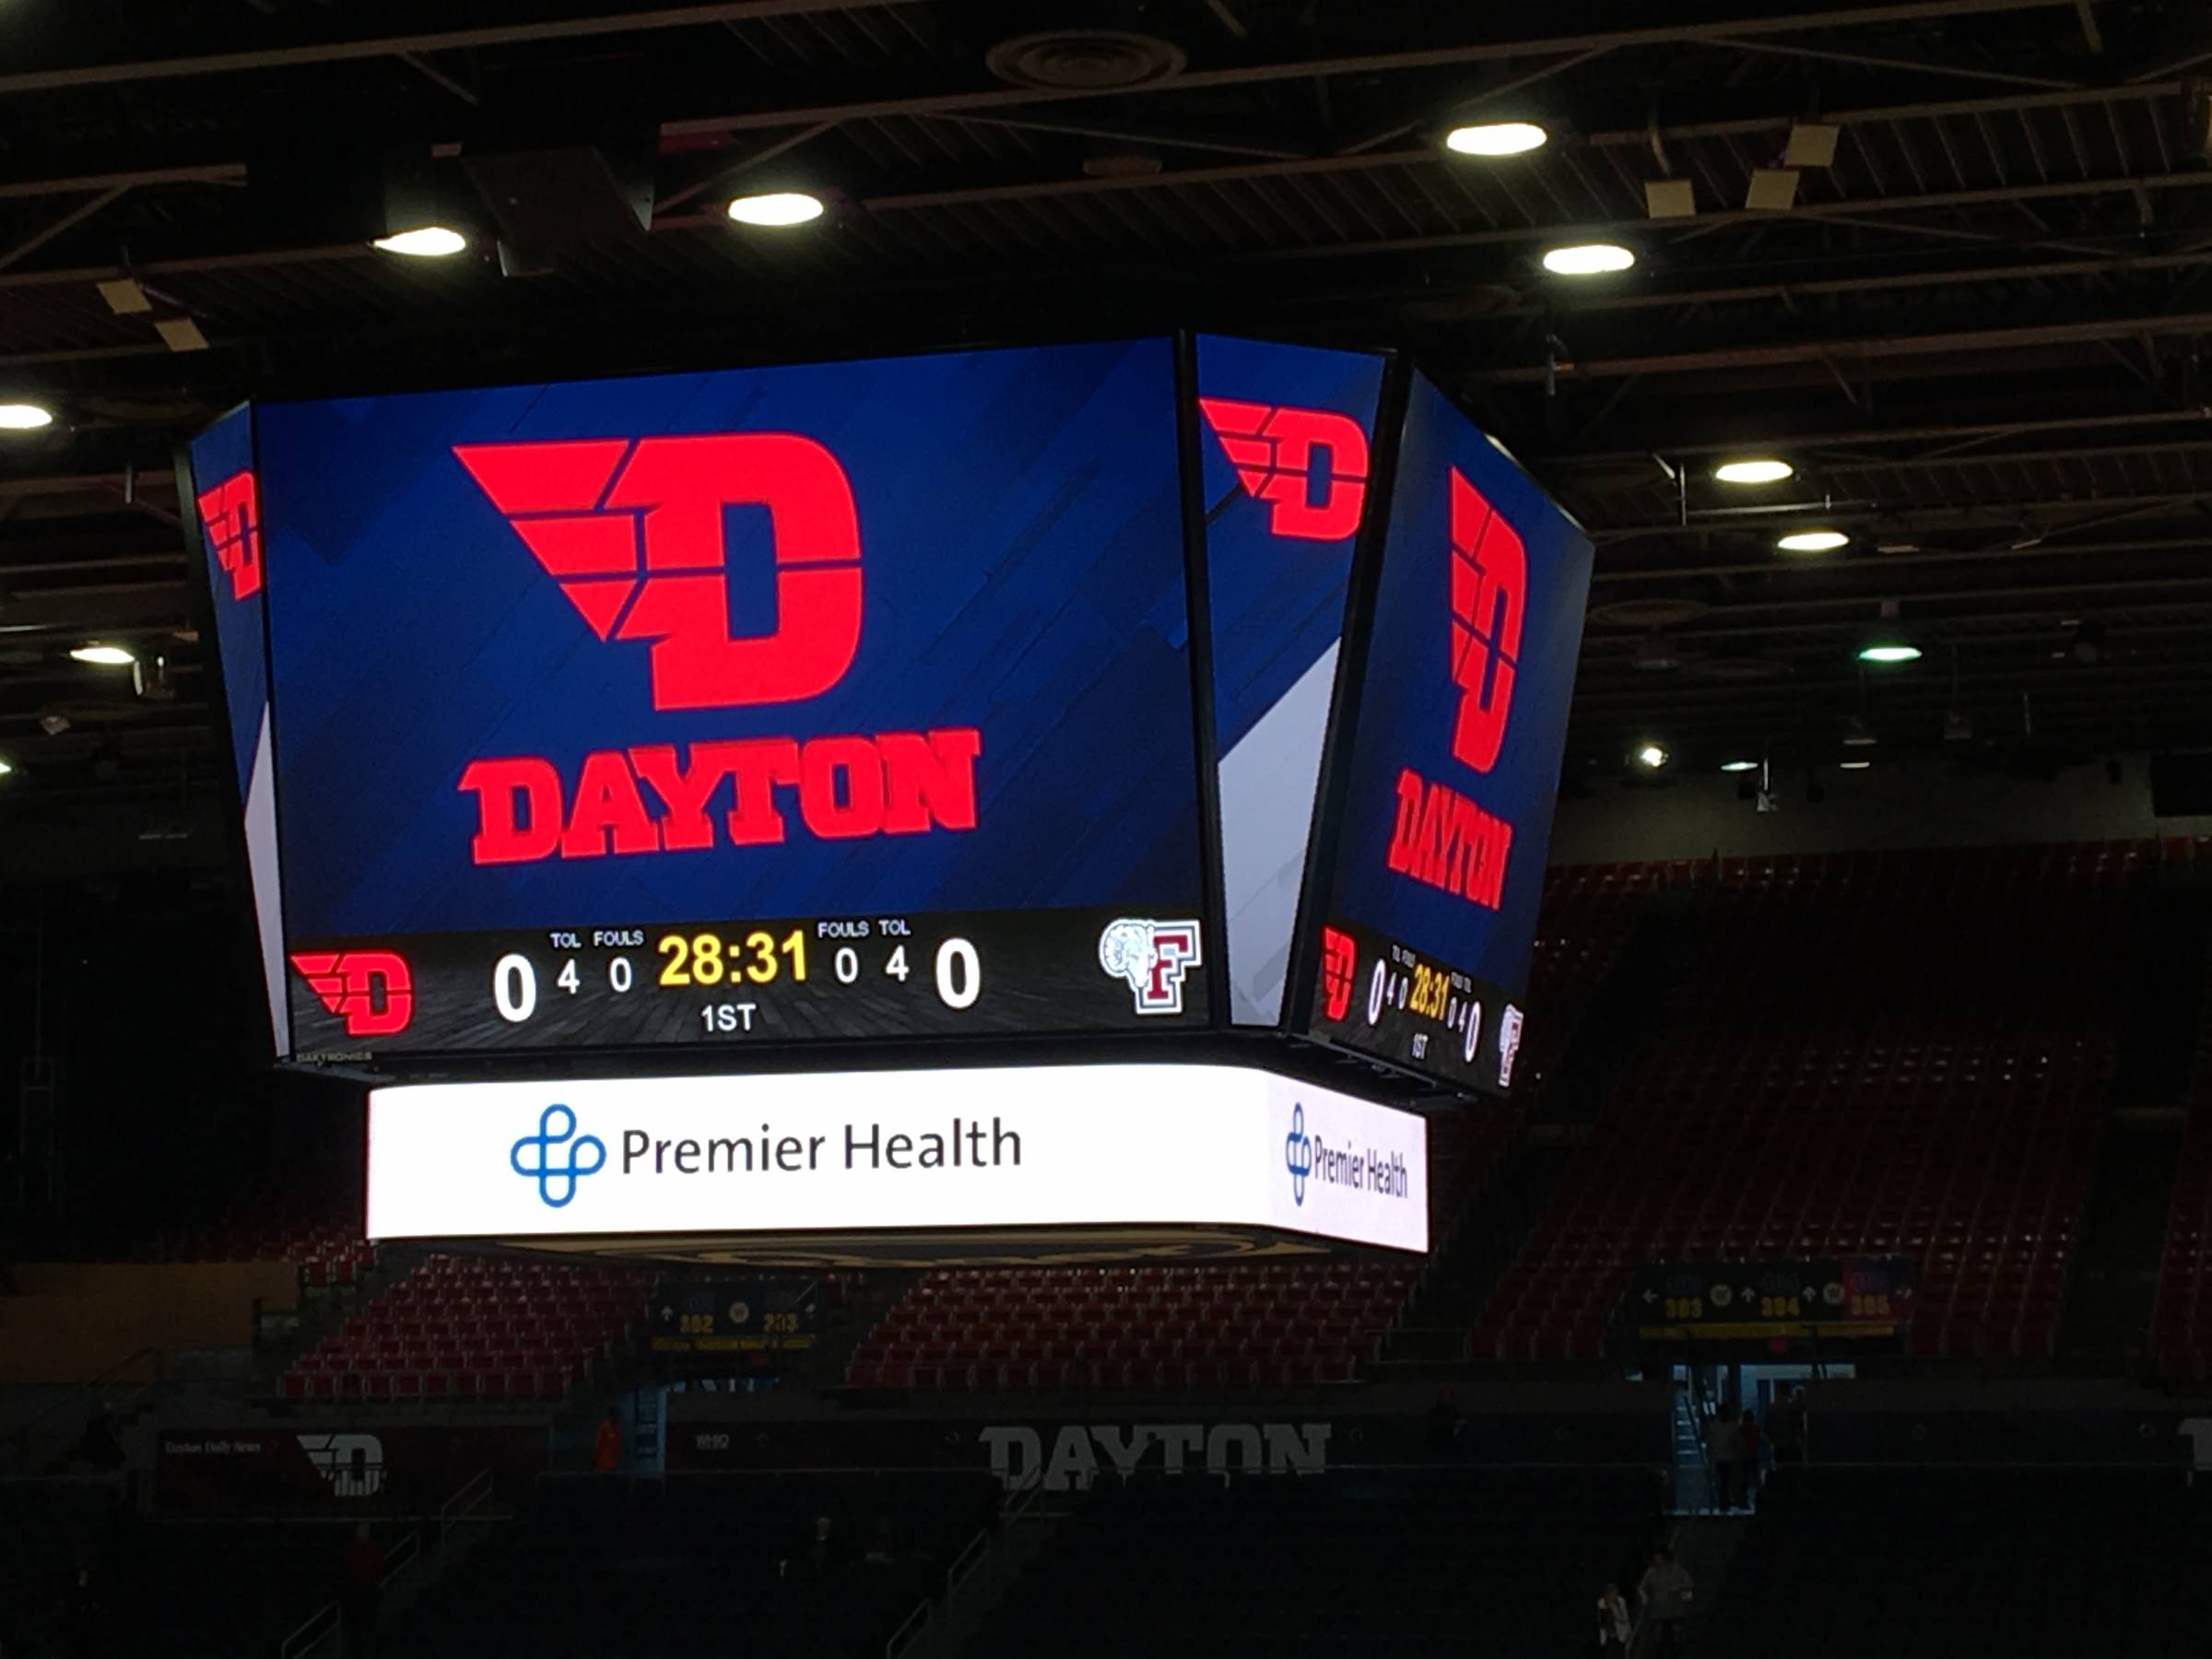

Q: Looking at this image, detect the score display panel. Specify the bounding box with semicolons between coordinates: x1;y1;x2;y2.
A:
1294;371;1594;1094
192;340;1214;1059
190;338;1590;1091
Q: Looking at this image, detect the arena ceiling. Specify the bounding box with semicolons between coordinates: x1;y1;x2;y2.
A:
4;0;2212;831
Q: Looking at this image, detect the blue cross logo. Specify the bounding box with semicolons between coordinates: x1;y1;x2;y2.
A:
1285;1104;1312;1207
511;1104;606;1209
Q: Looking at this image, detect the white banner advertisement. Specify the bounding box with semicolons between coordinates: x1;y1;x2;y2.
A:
366;1062;1429;1253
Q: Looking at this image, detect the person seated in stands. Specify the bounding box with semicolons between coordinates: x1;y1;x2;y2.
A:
1638;1547;1694;1653
1596;1582;1634;1658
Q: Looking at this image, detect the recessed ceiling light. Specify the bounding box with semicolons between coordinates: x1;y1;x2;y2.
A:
0;400;53;430
727;192;827;228
1777;529;1848;553
1714;458;1794;485
0;757;13;777
1542;242;1636;276
70;643;135;666
371;226;467;258
1635;742;1669;770
1719;759;1760;773
1857;642;1922;665
1839;759;1873;771
1445;121;1547;157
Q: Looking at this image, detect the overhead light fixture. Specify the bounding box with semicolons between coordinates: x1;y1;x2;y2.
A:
0;400;54;430
1783;124;1841;169
1777;529;1848;553
1644;179;1696;219
1541;242;1635;276
1714;457;1794;485
0;756;12;777
70;643;135;666
1857;641;1922;665
1445;121;1547;157
1720;759;1760;773
1842;714;1877;747
1746;168;1801;211
1839;759;1873;771
727;191;827;228
1635;742;1669;770
371;225;468;258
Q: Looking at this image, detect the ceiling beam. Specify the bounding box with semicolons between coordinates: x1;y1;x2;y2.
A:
1472;309;2212;384
0;1;928;96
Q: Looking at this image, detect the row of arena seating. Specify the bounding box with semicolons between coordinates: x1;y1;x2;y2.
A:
283;1253;648;1403
1476;842;2148;1361
847;1262;1418;1390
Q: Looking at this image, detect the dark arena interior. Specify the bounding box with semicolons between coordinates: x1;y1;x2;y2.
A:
17;3;2212;1656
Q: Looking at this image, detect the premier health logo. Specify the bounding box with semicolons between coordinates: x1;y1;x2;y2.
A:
1283;1102;1408;1212
512;1104;606;1208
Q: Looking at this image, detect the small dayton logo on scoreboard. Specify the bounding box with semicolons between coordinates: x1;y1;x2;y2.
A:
1097;918;1203;1015
298;1432;383;1499
195;470;263;601
511;1104;606;1209
1197;399;1369;542
1284;1103;1313;1206
289;949;414;1038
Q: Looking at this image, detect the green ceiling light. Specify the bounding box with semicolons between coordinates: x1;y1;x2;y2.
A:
1719;759;1760;773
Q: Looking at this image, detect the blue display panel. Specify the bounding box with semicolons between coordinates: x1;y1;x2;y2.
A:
1196;335;1384;1028
1301;372;1593;1093
244;341;1211;1056
188;406;289;1054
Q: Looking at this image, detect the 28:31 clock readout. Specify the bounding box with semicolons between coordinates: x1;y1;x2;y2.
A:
478;922;984;1030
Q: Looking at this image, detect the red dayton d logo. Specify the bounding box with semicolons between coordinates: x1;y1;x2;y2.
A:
289;950;413;1038
1448;467;1526;774
454;433;863;712
1197;399;1369;542
196;470;263;601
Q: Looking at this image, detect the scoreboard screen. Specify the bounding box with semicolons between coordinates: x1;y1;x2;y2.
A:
194;341;1211;1060
1299;372;1593;1092
193;337;1591;1095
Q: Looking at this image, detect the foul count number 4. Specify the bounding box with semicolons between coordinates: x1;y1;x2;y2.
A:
489;935;982;1024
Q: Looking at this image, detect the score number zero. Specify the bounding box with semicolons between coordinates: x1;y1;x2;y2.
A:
487;933;982;1025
